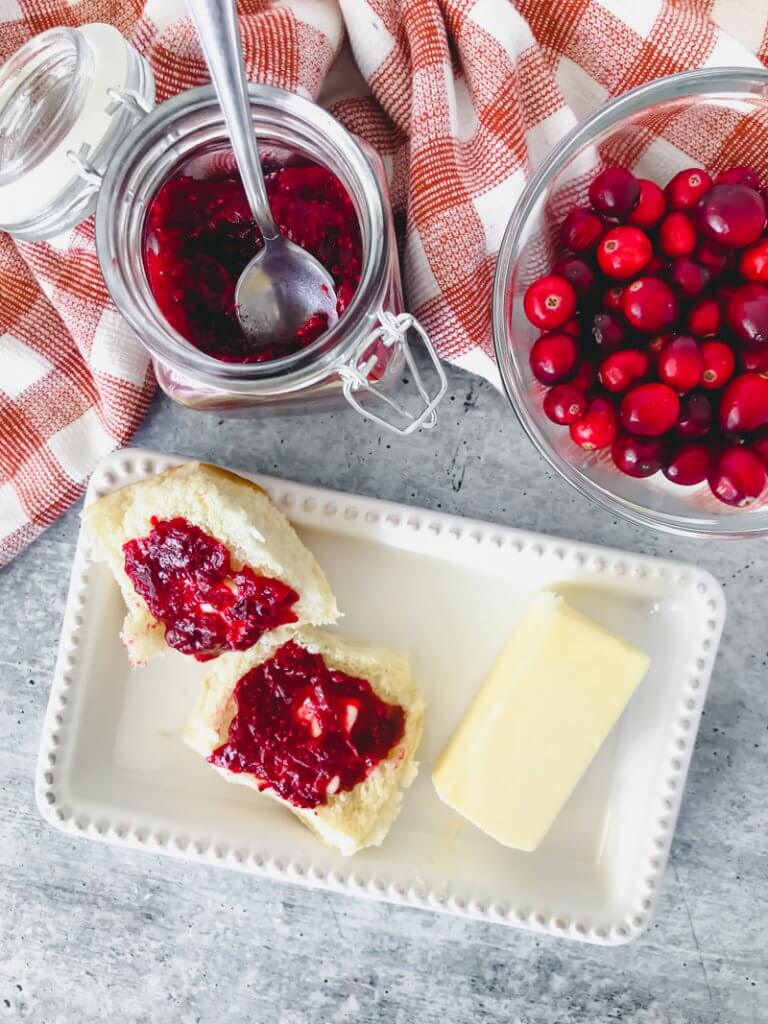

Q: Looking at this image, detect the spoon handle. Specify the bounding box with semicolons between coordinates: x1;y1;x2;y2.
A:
187;0;279;239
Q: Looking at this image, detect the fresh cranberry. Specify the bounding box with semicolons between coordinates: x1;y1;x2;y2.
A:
620;382;680;436
676;391;713;437
648;334;668;357
553;256;596;295
628;179;666;228
529;332;579;384
597;226;652;279
686;297;722;337
708;446;767;506
523;274;577;330
622;277;678;333
588;167;640;218
739;239;768;283
562;207;604;251
695;239;730;273
561;317;580;338
603;286;624;312
569;396;618;450
571;359;596;392
726;283;768;344
663;443;711;485
715;166;761;189
543;384;588;425
598;349;650;393
696;183;766;248
611;433;666;477
665;168;713;210
657;335;702;392
667;257;710;298
719;372;768;432
752;425;768;466
646;254;667;277
591;311;626;353
700;340;735;389
741;345;768;372
659;212;698;257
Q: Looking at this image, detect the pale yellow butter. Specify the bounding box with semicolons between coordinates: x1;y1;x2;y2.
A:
432;591;649;851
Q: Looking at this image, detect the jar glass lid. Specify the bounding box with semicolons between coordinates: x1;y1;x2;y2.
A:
0;23;154;241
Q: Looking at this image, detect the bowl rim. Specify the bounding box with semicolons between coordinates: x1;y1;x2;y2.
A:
492;66;768;539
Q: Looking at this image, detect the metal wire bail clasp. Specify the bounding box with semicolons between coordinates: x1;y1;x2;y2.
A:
339;311;448;435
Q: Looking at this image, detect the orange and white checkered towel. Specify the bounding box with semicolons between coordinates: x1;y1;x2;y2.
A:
1;0;766;567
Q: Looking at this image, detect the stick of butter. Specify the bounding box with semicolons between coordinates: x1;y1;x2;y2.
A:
432;591;649;852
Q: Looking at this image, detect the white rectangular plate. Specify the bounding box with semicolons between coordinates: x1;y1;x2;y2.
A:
36;448;726;945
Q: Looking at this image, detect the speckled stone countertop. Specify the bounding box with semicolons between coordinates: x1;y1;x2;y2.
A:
1;365;766;1023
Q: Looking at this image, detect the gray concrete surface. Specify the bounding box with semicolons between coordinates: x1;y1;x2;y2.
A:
1;364;766;1023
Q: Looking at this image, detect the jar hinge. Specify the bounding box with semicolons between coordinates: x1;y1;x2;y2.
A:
339;311;447;435
66;88;153;189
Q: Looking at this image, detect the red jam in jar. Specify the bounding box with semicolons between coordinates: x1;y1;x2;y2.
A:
143;158;363;363
122;517;299;660
210;640;406;808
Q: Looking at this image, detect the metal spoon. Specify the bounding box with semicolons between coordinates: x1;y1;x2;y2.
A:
187;0;338;350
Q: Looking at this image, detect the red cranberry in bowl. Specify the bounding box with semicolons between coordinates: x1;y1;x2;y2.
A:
628;179;666;228
667;257;710;299
562;318;581;339
657;335;702;392
597;226;652;279
571;359;596;392
622;277;678;333
620;382;680;436
751;425;768;466
529;332;579;384
569;396;618;450
726;283;768;345
658;212;697;257
741;345;768;372
588;167;640;218
715;166;761;189
663;443;711;486
524;274;577;330
695;183;766;248
603;285;624;312
708;446;767;506
676;391;713;438
695;239;730;273
739;239;768;283
543;384;588;425
598;348;650;393
591;311;626;353
611;433;666;478
552;256;595;295
686;297;722;337
562;207;604;252
700;340;735;389
665;168;712;210
719;371;768;432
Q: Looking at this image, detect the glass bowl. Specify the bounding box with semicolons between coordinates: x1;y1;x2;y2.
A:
493;67;768;538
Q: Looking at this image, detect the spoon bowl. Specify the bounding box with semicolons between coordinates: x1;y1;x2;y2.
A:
235;236;338;344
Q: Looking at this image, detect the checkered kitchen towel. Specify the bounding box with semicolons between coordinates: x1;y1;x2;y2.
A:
1;0;767;567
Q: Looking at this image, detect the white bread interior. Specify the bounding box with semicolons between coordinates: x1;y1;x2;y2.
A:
82;462;338;665
183;626;425;856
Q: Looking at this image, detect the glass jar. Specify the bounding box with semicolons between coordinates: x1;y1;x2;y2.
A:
0;26;446;434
